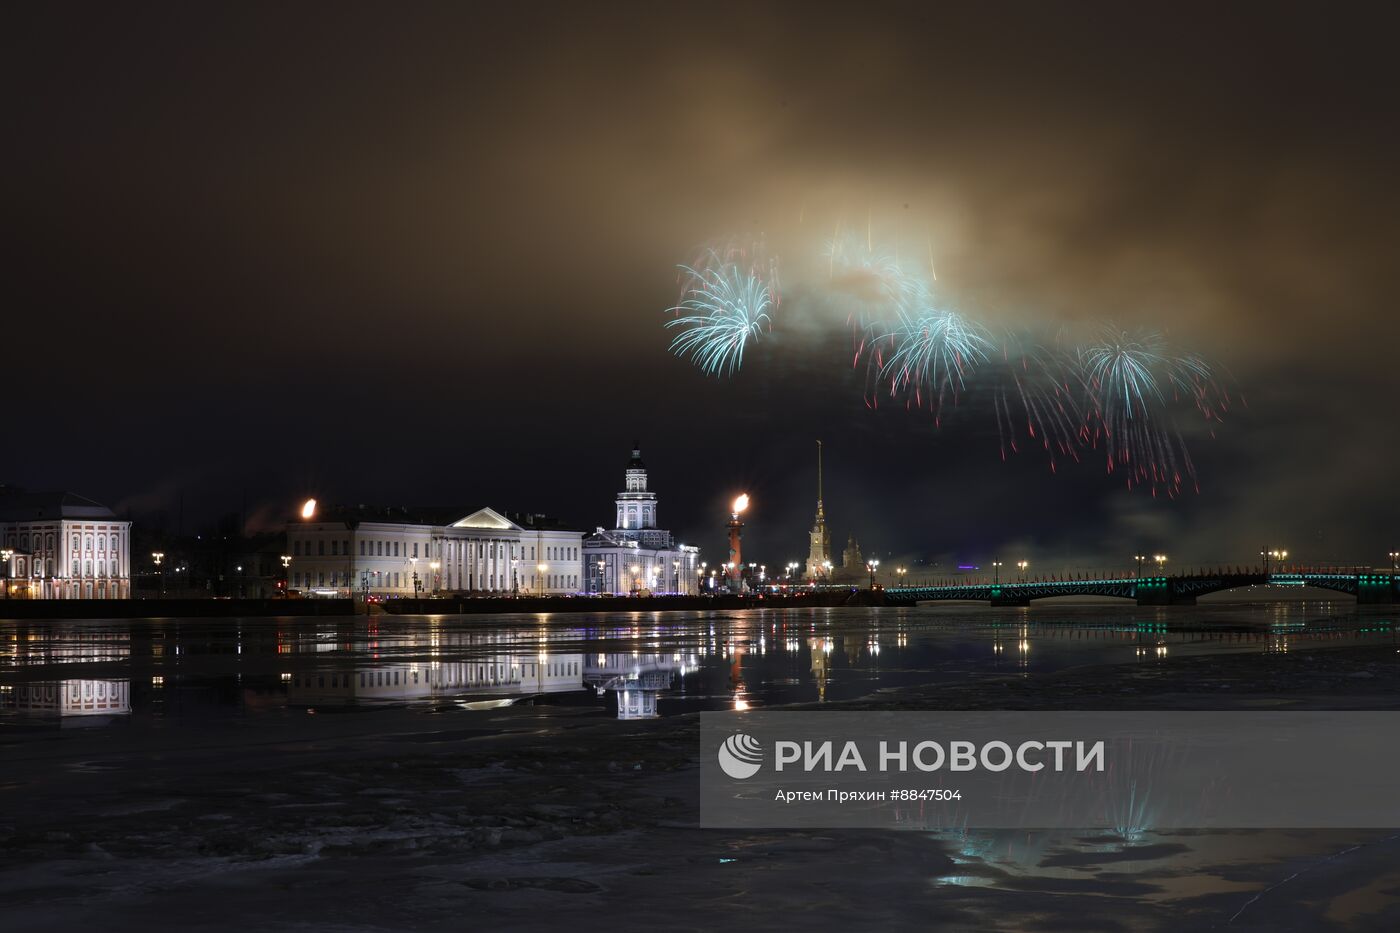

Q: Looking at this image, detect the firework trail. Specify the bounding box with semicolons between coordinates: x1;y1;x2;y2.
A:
823;230;932;376
665;251;774;378
993;337;1090;472
869;292;994;425
1078;329;1232;496
678;235;782;308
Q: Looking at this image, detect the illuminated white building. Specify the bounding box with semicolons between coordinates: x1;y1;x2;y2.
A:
0;488;132;599
287;506;584;597
582;447;700;595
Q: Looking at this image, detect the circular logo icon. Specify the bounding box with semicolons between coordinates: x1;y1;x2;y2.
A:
717;732;763;779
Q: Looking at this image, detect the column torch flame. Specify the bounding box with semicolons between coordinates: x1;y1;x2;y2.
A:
732;494;749;514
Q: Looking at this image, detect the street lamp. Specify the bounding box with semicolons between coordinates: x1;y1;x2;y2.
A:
822;560;832;583
630;564;641;595
896;566;907;587
866;558;880;589
1016;560;1028;581
154;551;167;596
1389;551;1399;574
0;548;12;599
992;560;1003;585
1154;554;1168;574
1261;548;1288;575
1134;554;1146;578
409;556;420;598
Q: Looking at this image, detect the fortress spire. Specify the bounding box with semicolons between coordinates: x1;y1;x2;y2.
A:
805;439;831;580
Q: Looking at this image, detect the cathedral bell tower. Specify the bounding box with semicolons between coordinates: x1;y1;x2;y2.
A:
805;440;831;579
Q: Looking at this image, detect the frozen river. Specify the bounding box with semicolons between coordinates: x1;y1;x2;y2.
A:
2;601;1398;930
1;601;1394;730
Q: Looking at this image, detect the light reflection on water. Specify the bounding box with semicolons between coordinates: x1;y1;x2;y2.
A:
0;602;1393;730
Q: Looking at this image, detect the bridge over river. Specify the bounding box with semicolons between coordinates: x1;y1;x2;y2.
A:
884;571;1399;607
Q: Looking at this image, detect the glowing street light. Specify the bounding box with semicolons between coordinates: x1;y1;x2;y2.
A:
895;566;907;587
1016;560;1029;581
992;560;1003;585
300;498;317;519
1154;554;1168;574
1389;551;1399;574
153;551;167;597
1261;547;1288;575
866;558;880;589
1134;554;1146;578
0;547;12;599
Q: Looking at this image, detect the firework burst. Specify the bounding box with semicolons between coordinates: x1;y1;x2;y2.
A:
871;296;993;423
666;252;775;378
1077;329;1231;496
659;223;1241;495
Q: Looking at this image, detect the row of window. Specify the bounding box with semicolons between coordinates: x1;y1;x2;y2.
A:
292;539;451;559
7;557;122;578
2;533;122;556
295;570;406;589
293;538;579;562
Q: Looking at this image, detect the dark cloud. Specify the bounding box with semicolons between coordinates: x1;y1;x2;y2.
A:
5;2;1397;567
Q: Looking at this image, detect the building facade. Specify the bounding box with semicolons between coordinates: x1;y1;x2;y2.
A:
0;488;132;599
286;506;585;597
583;447;700;595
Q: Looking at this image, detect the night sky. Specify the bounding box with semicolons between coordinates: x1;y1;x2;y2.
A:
7;2;1398;570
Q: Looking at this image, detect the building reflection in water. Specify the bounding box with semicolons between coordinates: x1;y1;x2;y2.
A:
1;680;131;726
809;637;832;702
3;609;1394;726
0;624;132;727
282;630;695;720
584;652;694;719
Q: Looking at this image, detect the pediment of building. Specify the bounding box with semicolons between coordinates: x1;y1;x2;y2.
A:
449;507;521;531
